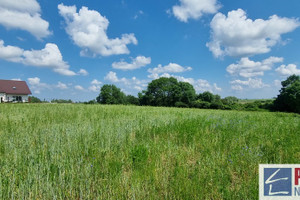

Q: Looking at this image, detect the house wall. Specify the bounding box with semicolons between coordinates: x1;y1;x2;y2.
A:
1;94;29;102
0;93;6;103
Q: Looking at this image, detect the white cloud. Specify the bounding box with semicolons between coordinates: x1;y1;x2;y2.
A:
0;40;23;62
230;78;269;91
56;82;68;90
207;9;300;58
104;71;148;92
231;85;243;91
172;0;220;22
28;77;41;85
78;69;89;76
0;40;76;76
27;77;50;94
227;57;283;78
74;85;85;91
104;71;119;82
91;79;102;85
23;43;76;76
0;0;40;13
88;85;101;92
89;79;102;92
193;79;221;93
148;63;192;79
275;64;300;76
0;0;50;39
28;77;73;94
58;4;137;57
213;83;222;92
112;56;151;70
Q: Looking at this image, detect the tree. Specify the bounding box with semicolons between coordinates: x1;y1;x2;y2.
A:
273;75;300;113
96;84;126;104
221;96;239;109
29;96;42;103
126;95;139;105
139;77;196;107
178;81;196;106
222;96;239;105
198;91;215;103
139;77;178;106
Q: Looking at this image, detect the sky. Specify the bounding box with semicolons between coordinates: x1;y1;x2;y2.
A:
0;0;300;102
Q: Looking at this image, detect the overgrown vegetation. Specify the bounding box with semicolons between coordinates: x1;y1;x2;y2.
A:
0;104;299;199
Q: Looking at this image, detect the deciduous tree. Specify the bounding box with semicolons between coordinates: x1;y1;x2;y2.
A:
96;84;126;104
273;75;300;113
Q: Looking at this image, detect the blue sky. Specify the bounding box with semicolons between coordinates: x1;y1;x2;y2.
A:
0;0;300;101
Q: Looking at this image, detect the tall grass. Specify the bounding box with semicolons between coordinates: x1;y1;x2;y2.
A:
0;104;299;199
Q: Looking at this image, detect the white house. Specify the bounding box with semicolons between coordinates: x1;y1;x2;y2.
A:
0;80;32;103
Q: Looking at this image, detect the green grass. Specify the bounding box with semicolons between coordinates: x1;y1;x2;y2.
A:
0;104;299;199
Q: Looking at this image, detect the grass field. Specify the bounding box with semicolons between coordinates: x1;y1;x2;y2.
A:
0;104;299;199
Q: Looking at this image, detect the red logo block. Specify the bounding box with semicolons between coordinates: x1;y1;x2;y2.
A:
296;168;300;185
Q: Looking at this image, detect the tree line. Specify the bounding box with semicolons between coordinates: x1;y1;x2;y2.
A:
92;75;300;114
30;75;300;114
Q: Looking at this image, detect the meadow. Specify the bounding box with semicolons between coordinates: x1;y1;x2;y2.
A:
0;104;299;199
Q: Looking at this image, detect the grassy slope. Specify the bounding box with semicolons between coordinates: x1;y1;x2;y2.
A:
0;104;299;199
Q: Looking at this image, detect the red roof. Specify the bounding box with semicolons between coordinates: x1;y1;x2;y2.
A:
0;80;32;95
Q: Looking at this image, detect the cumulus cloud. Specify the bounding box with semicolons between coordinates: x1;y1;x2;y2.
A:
28;77;73;94
227;57;283;78
231;85;243;91
275;64;300;76
104;71;148;92
56;82;68;90
27;77;50;94
58;4;137;57
148;63;192;79
0;40;23;62
0;40;76;76
171;0;220;22
230;78;269;91
0;0;50;39
207;9;300;58
91;79;102;85
188;78;222;93
23;43;76;76
89;79;102;92
104;71;119;83
88;85;100;92
74;85;85;91
77;69;89;76
112;56;151;70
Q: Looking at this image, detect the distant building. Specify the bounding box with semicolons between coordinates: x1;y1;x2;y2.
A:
0;80;32;103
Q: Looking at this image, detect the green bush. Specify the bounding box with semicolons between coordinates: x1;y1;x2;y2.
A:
175;101;189;108
191;100;211;109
